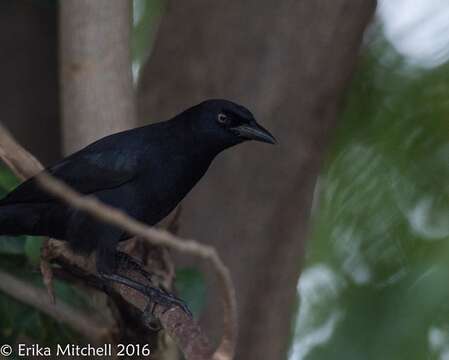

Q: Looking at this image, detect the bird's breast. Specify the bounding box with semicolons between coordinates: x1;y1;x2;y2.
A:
138;153;213;225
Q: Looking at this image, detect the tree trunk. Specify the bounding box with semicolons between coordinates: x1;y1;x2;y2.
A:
60;0;136;154
0;1;59;165
138;1;377;359
59;0;146;346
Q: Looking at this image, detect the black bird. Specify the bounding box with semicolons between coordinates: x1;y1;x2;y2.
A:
0;99;276;311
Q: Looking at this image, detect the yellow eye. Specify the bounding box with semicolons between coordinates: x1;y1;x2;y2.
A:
217;113;228;124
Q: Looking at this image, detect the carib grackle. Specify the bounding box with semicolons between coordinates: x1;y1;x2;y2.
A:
0;99;276;313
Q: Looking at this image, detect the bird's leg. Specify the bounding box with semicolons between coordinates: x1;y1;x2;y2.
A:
116;252;173;304
115;251;156;284
96;235;191;316
99;272;192;317
142;300;162;331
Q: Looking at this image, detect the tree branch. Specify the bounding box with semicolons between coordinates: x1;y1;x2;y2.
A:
0;124;43;177
0;124;57;302
0;123;237;360
35;165;236;360
0;269;115;342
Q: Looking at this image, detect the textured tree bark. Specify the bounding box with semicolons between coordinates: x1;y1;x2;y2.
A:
60;0;136;154
138;1;377;359
0;1;60;165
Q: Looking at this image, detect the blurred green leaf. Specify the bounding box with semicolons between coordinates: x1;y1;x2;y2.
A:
289;22;449;360
0;163;19;194
0;270;87;346
132;0;165;82
175;268;206;318
53;279;91;311
0;161;87;345
0;236;25;255
24;236;43;266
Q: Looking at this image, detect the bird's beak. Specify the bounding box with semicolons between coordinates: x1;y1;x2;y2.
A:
231;121;277;144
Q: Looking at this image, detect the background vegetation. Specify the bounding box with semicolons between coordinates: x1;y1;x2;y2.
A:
1;1;447;359
290;17;449;360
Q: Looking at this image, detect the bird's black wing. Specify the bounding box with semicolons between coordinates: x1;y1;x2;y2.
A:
0;145;139;205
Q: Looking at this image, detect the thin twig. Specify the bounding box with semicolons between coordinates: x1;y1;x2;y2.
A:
34;172;237;360
0;124;237;360
166;205;182;234
0;126;43;178
47;239;215;360
0;124;55;302
0;269;114;342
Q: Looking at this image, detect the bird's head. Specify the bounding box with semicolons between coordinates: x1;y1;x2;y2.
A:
184;99;276;149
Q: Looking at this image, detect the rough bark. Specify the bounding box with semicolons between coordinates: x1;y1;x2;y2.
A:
138;1;377;359
0;1;60;165
60;0;136;153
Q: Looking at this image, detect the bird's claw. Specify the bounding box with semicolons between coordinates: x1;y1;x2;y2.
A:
143;285;192;318
143;301;162;331
115;251;155;284
99;272;192;319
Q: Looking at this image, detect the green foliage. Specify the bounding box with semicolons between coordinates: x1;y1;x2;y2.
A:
0;166;19;194
289;27;449;360
0;164;88;346
24;236;43;266
0;271;84;347
175;268;206;318
132;0;165;83
0;236;26;256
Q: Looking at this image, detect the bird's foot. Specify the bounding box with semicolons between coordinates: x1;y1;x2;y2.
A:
143;301;162;331
143;283;192;317
115;251;155;284
100;272;192;317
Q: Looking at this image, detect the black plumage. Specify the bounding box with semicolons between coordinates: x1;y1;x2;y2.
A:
0;99;276;309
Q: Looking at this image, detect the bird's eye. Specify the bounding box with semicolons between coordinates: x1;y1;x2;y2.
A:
217;113;228;125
